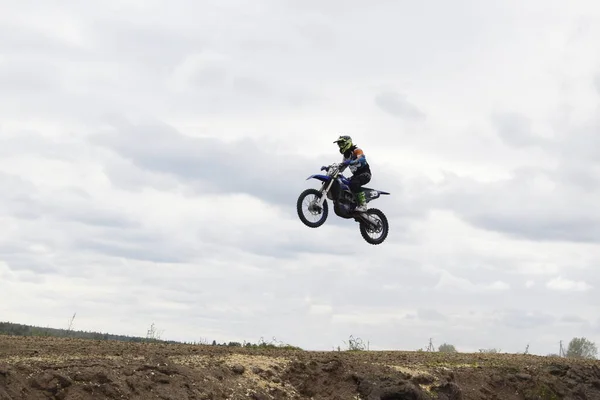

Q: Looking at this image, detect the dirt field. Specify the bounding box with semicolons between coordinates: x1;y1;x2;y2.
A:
1;336;599;399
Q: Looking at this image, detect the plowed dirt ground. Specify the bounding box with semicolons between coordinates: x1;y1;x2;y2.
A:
1;335;599;399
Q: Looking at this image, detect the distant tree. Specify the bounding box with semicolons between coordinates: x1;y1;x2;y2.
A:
566;337;597;359
145;323;163;341
438;343;457;353
65;312;76;336
342;335;368;351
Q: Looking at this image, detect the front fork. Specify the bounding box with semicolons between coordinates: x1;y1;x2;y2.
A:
315;179;334;207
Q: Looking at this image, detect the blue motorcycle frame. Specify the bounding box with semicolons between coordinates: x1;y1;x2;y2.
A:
296;162;390;245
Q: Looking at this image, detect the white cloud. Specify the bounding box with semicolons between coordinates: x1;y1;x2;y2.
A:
546;276;592;292
0;0;599;356
308;304;333;316
432;269;510;293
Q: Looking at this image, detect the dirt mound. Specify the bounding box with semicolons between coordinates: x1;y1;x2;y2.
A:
1;336;599;399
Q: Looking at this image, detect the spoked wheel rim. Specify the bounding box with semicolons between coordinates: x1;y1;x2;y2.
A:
359;208;389;245
301;194;324;223
364;213;384;239
297;188;329;228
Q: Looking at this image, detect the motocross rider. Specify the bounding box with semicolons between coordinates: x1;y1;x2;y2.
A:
333;135;371;212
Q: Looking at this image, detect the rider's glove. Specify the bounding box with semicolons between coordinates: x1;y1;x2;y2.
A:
342;160;351;166
320;166;328;171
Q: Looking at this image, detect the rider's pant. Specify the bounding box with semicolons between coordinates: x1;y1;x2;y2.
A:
349;172;371;193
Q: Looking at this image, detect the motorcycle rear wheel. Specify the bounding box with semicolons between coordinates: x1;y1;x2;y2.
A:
359;208;389;245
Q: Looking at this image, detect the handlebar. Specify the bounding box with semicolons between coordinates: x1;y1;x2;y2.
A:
321;162;348;173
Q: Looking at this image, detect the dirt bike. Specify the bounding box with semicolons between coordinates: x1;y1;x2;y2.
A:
296;162;390;245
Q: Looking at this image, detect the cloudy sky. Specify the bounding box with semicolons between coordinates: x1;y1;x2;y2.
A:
1;0;600;356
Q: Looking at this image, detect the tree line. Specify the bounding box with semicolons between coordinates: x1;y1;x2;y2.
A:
435;338;598;359
0;321;299;349
0;321;178;344
2;321;597;359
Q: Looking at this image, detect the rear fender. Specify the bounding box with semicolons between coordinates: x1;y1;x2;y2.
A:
364;189;391;202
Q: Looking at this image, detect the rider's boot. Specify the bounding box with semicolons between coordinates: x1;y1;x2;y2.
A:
355;191;367;212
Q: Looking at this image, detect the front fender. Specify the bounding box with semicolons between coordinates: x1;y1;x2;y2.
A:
306;174;331;182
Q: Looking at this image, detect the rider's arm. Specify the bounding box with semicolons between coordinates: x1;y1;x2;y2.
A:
347;148;367;166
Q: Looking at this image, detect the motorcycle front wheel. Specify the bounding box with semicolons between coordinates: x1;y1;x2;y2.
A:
296;188;328;228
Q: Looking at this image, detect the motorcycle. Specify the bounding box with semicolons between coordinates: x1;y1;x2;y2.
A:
296;162;390;245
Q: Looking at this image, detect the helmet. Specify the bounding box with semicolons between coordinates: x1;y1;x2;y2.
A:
333;135;353;154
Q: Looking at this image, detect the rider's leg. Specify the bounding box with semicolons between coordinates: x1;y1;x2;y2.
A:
355;191;367;211
350;173;371;212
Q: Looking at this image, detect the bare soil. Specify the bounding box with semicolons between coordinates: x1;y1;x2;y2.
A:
1;336;599;399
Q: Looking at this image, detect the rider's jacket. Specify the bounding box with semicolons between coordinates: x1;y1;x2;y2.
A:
342;145;371;175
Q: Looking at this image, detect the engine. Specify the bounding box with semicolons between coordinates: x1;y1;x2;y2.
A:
339;190;355;203
333;202;353;219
